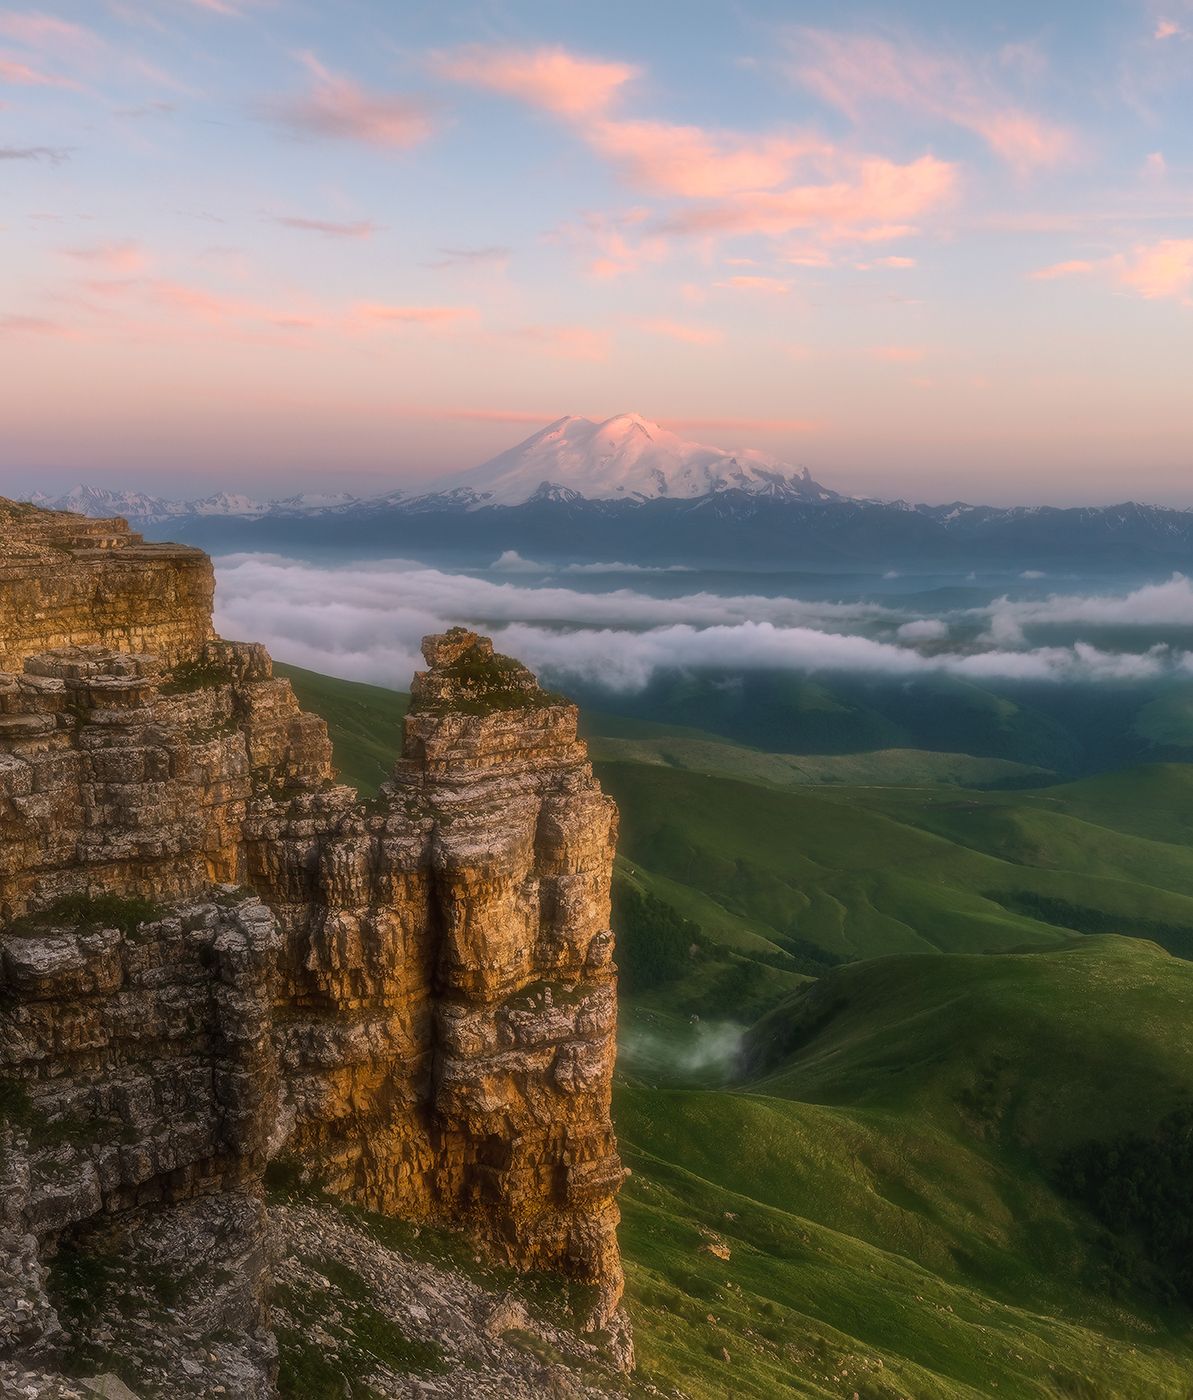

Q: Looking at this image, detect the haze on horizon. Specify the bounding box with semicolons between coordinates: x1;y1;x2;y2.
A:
1;0;1191;507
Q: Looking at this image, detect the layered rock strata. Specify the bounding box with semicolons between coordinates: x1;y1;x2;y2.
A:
0;499;214;673
264;630;625;1325
0;499;627;1393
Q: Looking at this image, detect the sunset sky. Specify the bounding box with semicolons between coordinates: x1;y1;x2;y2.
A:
1;0;1191;504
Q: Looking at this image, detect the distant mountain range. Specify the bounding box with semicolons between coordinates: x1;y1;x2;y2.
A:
23;414;1193;569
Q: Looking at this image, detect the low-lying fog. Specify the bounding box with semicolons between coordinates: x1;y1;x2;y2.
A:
213;552;1193;694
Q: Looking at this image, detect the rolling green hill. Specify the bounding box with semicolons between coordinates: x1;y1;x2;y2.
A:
618;938;1193;1399
270;659;1193;1397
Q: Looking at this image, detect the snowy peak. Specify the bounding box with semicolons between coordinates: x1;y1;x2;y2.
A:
29;486;184;523
28;485;358;523
436;413;836;505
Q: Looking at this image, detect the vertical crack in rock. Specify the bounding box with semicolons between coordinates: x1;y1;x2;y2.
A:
0;504;630;1394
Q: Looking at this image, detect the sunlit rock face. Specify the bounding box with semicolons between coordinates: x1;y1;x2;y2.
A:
267;629;626;1325
0;499;215;673
0;502;628;1394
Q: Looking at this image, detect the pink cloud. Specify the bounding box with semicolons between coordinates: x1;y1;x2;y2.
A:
1154;18;1182;38
63;241;148;274
268;53;435;149
633;318;723;346
511;324;613;361
0;313;73;335
714;274;792;293
437;39;953;265
432;44;637;118
868;255;917;268
974;111;1073;172
1031;241;1193;304
662;155;957;239
549;210;669;280
869;344;926;362
350;303;478;328
1031;259;1097;281
663;415;819;432
439;409;557;424
786;30;1075;174
271;215;378;239
1119;239;1193;301
147;279;258;321
0;13;94;48
0;54;78;87
587;119;819;198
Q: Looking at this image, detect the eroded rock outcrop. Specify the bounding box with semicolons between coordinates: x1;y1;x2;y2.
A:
0;500;627;1396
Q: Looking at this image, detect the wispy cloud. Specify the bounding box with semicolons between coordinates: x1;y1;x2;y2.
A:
0;313;73;335
270;215;378;239
0;54;79;87
0;144;70;162
266;52;435;149
632;317;723;346
0;12;95;47
666;155;956;239
348;302;477;328
63;240;148;273
868;343;926;362
1031;258;1098;281
437;408;555;425
785;28;1075;175
510;323;613;360
430;44;638;118
436;41;956;254
1120;238;1193;300
428;245;511;269
585;120;820;199
663;415;819;432
714;274;792;293
1032;239;1193;304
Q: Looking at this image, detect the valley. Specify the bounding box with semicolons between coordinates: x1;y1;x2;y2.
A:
279;660;1193;1399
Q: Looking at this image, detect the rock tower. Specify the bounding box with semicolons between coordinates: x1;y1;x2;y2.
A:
0;500;627;1396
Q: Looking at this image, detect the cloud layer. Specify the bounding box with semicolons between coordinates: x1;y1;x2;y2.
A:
212;555;1193;695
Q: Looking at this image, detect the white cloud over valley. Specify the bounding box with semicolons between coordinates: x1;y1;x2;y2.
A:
213;555;1193;695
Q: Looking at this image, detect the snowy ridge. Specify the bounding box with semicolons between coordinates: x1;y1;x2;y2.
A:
435;413;838;505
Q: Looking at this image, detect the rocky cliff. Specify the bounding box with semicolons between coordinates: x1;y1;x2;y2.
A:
0;500;627;1397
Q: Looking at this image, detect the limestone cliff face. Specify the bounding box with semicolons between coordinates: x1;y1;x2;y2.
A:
0;499;214;673
264;630;625;1325
0;501;628;1394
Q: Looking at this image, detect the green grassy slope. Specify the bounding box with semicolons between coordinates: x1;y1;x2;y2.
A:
600;761;1193;974
618;938;1193;1398
275;662;1193;1397
590;733;1054;789
275;661;408;795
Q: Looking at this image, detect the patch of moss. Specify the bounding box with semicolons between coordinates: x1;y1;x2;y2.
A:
276;1275;445;1397
159;657;236;695
4;892;164;940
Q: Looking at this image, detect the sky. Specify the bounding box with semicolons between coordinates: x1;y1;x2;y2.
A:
1;0;1191;505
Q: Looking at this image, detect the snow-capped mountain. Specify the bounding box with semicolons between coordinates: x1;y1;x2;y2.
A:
18;414;1193;573
30;485;184;522
434;413;838;506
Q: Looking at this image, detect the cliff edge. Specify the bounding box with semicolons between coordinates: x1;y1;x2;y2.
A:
0;501;628;1397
